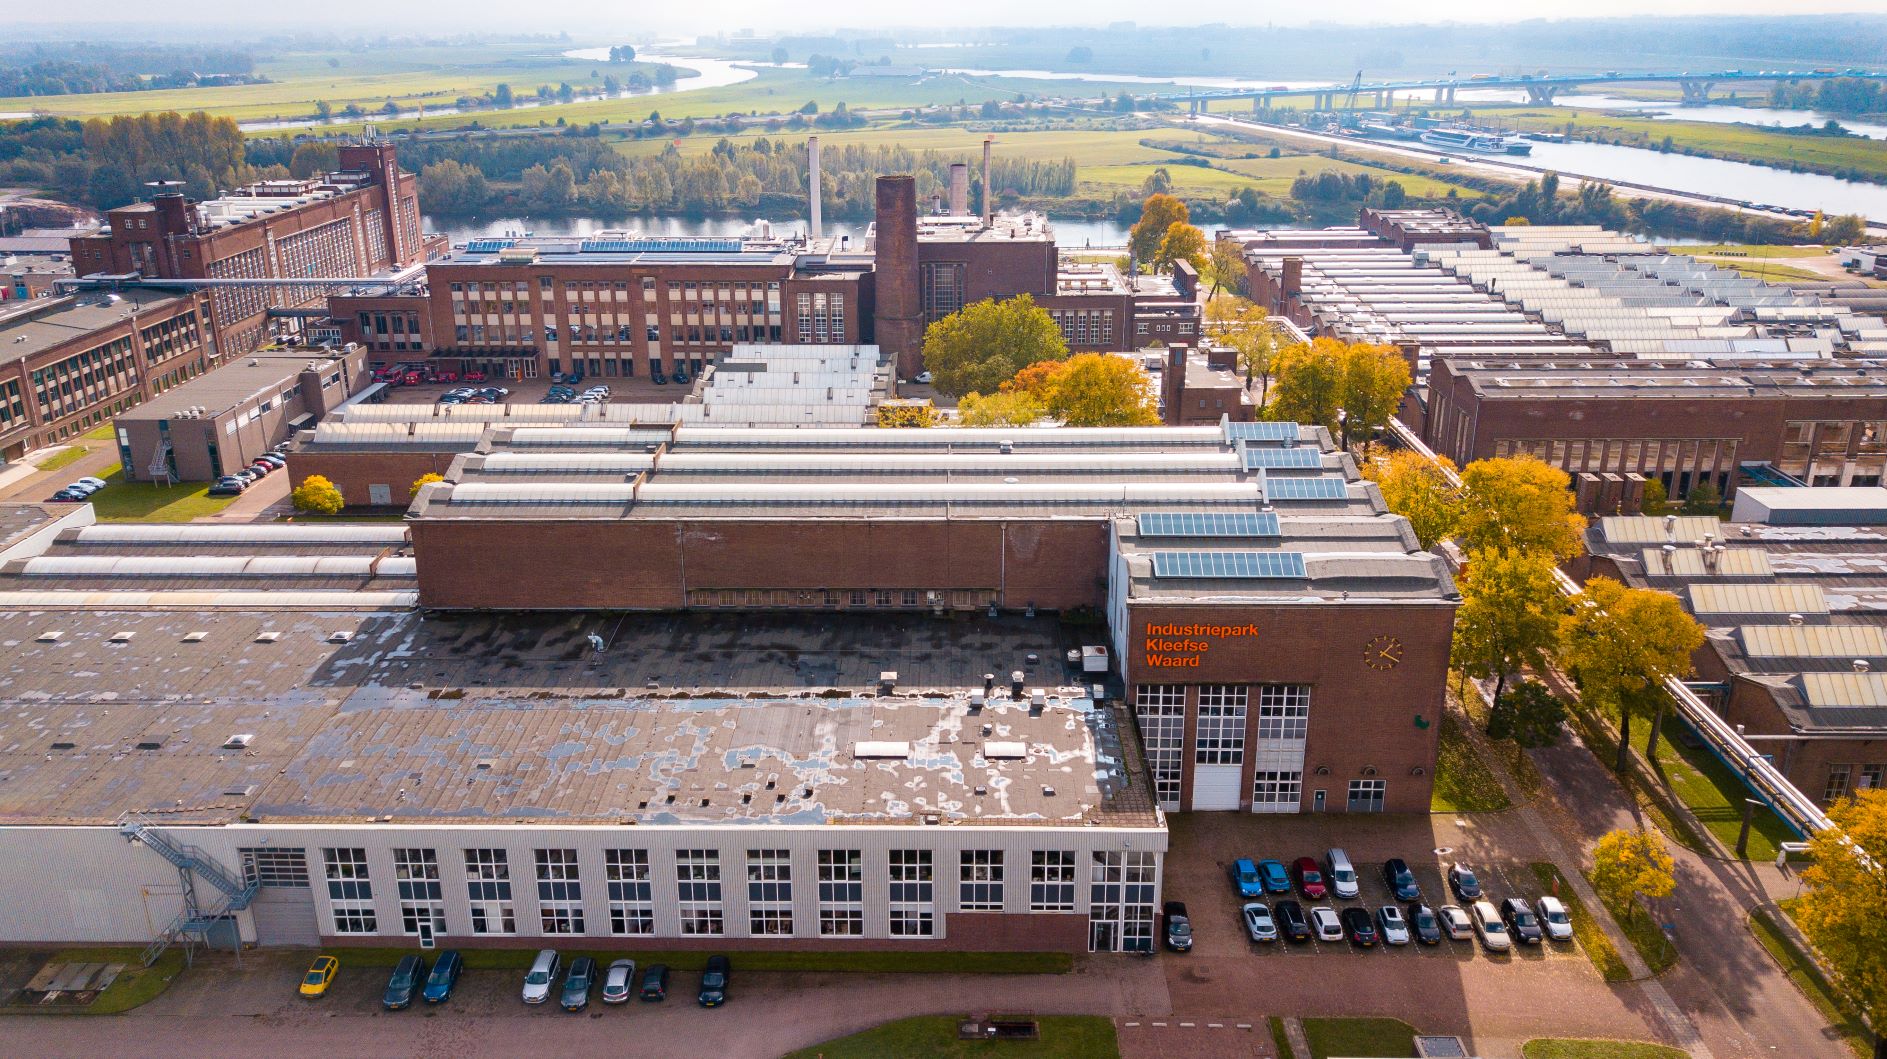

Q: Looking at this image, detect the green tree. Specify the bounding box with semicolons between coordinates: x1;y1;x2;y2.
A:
314;100;333;121
1794;789;1887;1037
1366;449;1461;551
1681;479;1721;515
1457;456;1587;560
291;474;344;515
418;160;490;213
1640;478;1669;515
1129;193;1189;268
1266;338;1343;436
1590;827;1676;924
957;389;1047;427
1204;237;1247;299
1337;342;1411;451
287;142;338;179
920;294;1068;397
1267;338;1409;450
1154;222;1208;276
494;83;514;108
1452;548;1567;710
1488;680;1568;748
1560;576;1707;773
410;473;443;499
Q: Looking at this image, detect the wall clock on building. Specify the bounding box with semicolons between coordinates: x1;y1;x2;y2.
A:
1364;635;1404;671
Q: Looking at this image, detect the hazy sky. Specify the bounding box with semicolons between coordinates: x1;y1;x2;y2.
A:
13;0;1887;34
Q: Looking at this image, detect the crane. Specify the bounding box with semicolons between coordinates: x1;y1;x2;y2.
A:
1343;70;1363;111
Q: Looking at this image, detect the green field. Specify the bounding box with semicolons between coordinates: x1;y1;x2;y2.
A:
1431;712;1512;813
781;1016;1119;1059
1301;1018;1418;1059
1486;107;1887;182
1522;1041;1687;1059
84;468;241;523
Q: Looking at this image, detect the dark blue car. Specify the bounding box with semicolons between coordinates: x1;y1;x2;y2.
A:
382;954;426;1011
1384;858;1421;901
421;950;463;1003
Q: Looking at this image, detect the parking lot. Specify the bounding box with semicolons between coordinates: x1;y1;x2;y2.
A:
374;373;697;408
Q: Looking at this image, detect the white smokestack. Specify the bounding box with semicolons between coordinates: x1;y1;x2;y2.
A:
808;136;823;241
949;163;969;216
981;136;994;227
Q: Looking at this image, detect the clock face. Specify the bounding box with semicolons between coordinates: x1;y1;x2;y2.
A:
1365;635;1404;671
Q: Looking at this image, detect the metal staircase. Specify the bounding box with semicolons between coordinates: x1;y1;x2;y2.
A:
117;815;257;966
146;441;175;485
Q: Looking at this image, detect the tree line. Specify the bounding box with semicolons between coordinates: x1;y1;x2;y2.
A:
0;43;260;96
1767;77;1887;118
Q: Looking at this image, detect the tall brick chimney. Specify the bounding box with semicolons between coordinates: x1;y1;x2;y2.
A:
873;175;923;376
1162;343;1188;426
1276;256;1304;315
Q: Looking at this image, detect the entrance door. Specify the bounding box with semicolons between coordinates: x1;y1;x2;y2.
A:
1312;789;1327;812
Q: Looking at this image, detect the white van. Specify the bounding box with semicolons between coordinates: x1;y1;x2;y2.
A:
1471;901;1511;952
1325;849;1359;899
522;949;560;1004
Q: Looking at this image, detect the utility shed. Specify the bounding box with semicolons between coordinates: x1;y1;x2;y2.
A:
1731;486;1887;526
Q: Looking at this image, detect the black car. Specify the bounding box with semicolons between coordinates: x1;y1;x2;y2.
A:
208;477;246;497
1341;906;1378;947
1501;897;1545;945
1448;863;1483;901
1162;900;1193;952
421;950;462;1003
560;956;596;1011
1383;858;1421;901
1274;898;1312;943
697;954;730;1007
1408;903;1443;946
382;954;426;1010
49;488;86;502
638;962;670;1001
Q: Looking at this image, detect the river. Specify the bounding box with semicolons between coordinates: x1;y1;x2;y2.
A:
425;214;1134;247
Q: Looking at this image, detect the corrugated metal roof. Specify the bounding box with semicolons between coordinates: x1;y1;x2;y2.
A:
1688;582;1829;617
1797;671;1887;707
1601;515;1723;544
1739;624;1887;659
1641;547;1773;577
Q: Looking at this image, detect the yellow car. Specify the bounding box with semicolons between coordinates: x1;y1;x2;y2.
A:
299;955;340;998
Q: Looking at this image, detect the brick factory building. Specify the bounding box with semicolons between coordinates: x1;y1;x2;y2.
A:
0;289;212;461
69;138;436;359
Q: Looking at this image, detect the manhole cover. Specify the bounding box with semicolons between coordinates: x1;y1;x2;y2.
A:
1433;847;1453;855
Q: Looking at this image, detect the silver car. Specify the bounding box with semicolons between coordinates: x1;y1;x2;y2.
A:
1377;905;1411;946
600;958;636;1004
1471;900;1511;952
1309;905;1343;942
1438;904;1474;941
1536;896;1575;942
1242;902;1278;943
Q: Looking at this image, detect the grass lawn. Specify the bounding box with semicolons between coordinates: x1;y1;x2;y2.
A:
81;423;119;441
780;1015;1118;1059
1581;868;1678;976
33;446;92;473
1449;677;1548;801
1301;1018;1417;1059
1432;711;1512;812
84;468;240;523
1271;1017;1295;1058
1530;863;1631;982
0;947;187;1016
1522;1041;1687;1059
1748;908;1874;1058
332;947;1071;974
1690;260;1827;283
1633;712;1797;862
1676;243;1830;258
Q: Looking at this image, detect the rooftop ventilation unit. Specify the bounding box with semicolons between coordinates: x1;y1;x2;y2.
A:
222;733;255;750
984;741;1027;760
327;630;353;644
35;630;62;643
182;631;209;643
254;631;281;643
109;631;135;643
853;741;912;759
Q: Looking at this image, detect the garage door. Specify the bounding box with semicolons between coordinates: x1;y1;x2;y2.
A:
250;887;320;947
1191;764;1243;811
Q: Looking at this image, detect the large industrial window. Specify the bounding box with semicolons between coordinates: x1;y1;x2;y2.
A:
1088;850;1157;953
1257;685;1310;740
1134;685;1186;810
464;849;515;935
393;848;446;937
1347;779;1387;813
959;850;1004;911
888;850;935;937
605;849;655;936
677;850;724;936
817;850;864;937
921;262;966;321
241;847;309;888
1252;770;1303;811
1825;764;1853;804
323;848;376;934
1195;685;1249;765
1030;851;1077;912
534;849;584;934
747;850;794;936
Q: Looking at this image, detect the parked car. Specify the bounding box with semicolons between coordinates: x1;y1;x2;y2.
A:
601;959;636;1004
1377;905;1411;946
1257;858;1291;894
1438;904;1475;941
299;954;339;998
1536;895;1574;942
1292;856;1328;899
1310;906;1344;942
208;477;247;496
1448;863;1483;901
1241;901;1278;943
246;462;272;477
73;476;108;492
62;480;101;497
1471;900;1511;952
1500;897;1545;945
49;488;86;502
561;956;596;1011
1274;899;1311;943
1231;857;1264;898
255;454;286;468
652;369;669;385
1409;904;1443;946
915;371;935;384
421;950;463;1003
1326;849;1360;899
382;954;425;1010
233;468;259;484
697;954;730;1007
1383;858;1421;901
522;949;560;1004
638;962;670;1001
1162;900;1193;952
1340;906;1377;947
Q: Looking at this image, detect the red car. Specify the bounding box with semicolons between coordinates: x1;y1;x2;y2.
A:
464;370;487;382
1292;857;1328;900
402;371;423;386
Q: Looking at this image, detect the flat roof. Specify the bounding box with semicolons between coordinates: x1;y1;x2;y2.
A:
122;348;348;421
0;290;187;368
0;610;1153;829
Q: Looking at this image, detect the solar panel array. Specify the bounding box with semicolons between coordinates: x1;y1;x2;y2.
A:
1225;421;1301;443
464;239;518;253
578;237;744;254
1149;550;1308;579
1243;448;1324;470
1264;477;1349;501
1136;512;1282;538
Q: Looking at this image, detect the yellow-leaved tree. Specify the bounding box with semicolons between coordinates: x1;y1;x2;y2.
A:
410;472;444;499
1560;576;1707;773
1153;222;1208;275
957;390;1047;427
920;294;1068;397
1366;449;1462;551
1456;455;1588;560
1451;548;1567;712
1007;353;1160;427
1267;338;1410;450
1794;789;1887;1038
290;474;344;515
1590;827;1676;927
1128;193;1189;268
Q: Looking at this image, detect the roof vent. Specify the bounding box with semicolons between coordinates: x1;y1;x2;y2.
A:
254;631;281;643
1855;659;1872;674
984;741;1027;760
999;440;1014;454
135;739;164;751
109;630;135;643
1788;613;1806;626
1041;785;1056;797
221;784;257;798
328;630;353;644
222;733;254;750
853;740;912;759
35;630;62;643
182;631;208;643
50;740;76;751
